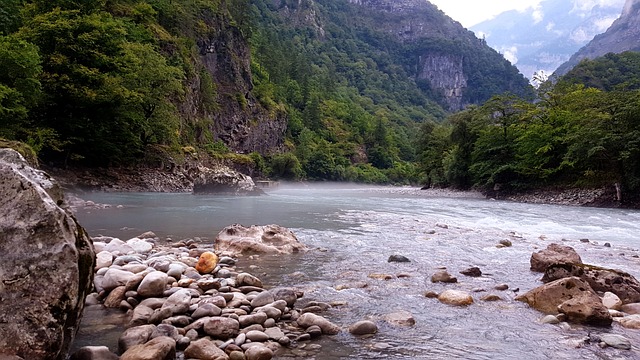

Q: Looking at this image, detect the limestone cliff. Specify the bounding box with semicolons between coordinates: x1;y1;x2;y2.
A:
554;0;640;76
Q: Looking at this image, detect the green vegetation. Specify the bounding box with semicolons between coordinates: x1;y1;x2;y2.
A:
0;0;531;184
415;52;640;202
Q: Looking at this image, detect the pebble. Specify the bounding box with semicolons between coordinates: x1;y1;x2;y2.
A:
349;320;378;335
431;270;457;283
540;315;560;324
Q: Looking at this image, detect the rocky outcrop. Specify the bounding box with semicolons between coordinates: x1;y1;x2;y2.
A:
215;224;307;255
542;263;640;304
193;165;263;195
191;11;287;155
417;54;467;110
554;0;640;76
516;277;612;326
0;149;95;360
530;243;582;272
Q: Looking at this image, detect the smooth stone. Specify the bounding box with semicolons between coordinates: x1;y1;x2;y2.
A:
495;284;509;291
104;286;127;308
239;312;268;327
251;291;275;308
349;320;378;335
167;264;185;279
600;334;631;350
192;303;223;319
244;345;274;360
480;294;502;302
618;314;640;329
460;267;482;277
150;324;179;341
69;346;119;360
541;315;561;324
296;313;340;334
235;333;247;346
602;292;623;310
438;290;474;306
137;271;168;298
184;338;228;360
263;318;276;328
306;325;322;338
102;269;136;292
269;288;298;307
196;252;219;274
126;238;153;253
264;327;285;340
203;317;240;339
621;303;640;315
431;270;457;283
383;311;416;327
160;289;191;315
387;255;411;263
237;273;263;288
127;305;155;327
95;251;114;270
424;291;439;298
368;273;395;280
246;330;269;342
256;306;282;319
120;336;175;360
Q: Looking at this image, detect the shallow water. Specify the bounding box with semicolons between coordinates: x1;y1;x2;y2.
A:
74;184;640;359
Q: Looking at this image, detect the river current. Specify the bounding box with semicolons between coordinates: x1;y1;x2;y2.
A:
74;184;640;359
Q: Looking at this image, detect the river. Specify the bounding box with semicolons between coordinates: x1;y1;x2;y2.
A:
73;184;640;359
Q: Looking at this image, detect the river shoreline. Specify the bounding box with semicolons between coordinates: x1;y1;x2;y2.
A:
43;165;640;209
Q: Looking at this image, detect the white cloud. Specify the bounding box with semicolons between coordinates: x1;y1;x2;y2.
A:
428;0;543;27
546;22;555;31
501;46;519;64
532;7;544;24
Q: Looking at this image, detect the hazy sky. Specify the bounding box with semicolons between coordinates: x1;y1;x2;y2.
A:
428;0;542;27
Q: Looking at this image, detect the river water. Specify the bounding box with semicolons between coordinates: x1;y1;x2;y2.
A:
74;184;640;359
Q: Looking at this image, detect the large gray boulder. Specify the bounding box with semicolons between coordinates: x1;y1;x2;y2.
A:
215;224;307;255
193;165;263;195
0;149;95;360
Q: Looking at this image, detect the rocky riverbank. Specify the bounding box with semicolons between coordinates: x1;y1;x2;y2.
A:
71;225;377;360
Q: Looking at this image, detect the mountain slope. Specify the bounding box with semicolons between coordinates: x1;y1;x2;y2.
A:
554;0;640;76
472;0;625;79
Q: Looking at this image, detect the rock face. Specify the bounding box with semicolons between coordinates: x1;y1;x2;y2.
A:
193;166;263;195
195;12;287;155
215;224;307;255
530;243;582;272
0;149;95;359
541;263;640;304
516;277;612;326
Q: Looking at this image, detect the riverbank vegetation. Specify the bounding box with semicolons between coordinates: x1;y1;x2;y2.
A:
416;52;640;203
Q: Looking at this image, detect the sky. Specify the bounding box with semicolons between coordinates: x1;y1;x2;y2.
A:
428;0;542;27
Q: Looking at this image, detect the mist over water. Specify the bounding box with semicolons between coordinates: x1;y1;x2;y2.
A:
75;185;640;359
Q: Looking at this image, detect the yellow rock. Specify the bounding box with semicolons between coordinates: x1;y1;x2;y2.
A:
196;252;219;274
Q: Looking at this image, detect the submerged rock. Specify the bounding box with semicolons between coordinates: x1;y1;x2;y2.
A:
383;311;416;327
387;255;411;263
215;224;307;255
431;270;457;283
530;243;582;272
0;149;95;360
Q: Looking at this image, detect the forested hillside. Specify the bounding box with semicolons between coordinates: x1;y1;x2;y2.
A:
416;51;640;205
0;0;532;183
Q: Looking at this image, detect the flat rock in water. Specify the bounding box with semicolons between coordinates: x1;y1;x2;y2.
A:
296;313;340;334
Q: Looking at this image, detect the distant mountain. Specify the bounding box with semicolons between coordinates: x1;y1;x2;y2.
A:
554;0;640;76
471;0;625;80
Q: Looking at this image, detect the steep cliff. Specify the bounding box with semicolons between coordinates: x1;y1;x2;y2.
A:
184;9;287;155
554;0;640;76
342;0;532;109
